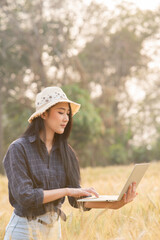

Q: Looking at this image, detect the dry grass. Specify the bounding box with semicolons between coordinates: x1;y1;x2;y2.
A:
1;161;160;240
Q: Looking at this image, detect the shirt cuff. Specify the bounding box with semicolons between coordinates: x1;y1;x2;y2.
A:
81;202;92;211
34;188;44;207
77;195;92;211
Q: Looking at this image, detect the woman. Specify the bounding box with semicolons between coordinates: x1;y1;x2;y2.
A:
3;86;137;240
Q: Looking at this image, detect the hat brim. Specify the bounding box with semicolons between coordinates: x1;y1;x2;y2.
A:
28;99;81;123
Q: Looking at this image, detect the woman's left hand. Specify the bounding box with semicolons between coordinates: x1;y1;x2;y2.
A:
110;182;138;209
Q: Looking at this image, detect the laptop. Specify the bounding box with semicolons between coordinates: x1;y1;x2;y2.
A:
77;163;149;202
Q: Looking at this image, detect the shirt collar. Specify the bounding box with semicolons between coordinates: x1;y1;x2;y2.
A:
28;135;59;150
28;135;36;143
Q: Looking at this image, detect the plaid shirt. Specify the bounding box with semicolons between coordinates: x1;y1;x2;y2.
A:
3;135;90;219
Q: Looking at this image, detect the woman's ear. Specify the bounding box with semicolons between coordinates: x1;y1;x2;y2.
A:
41;112;46;120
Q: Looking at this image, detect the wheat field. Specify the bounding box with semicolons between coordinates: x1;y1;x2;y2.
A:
0;162;160;240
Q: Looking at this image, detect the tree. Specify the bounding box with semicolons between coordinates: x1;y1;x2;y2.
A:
0;0;160;171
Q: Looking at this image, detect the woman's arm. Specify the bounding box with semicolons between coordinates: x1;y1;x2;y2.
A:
43;183;137;209
43;187;99;204
84;182;137;210
43;188;67;204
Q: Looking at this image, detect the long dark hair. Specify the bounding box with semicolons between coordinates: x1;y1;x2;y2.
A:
21;103;80;187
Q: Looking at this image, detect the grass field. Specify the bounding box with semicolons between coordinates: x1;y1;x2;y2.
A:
1;161;160;240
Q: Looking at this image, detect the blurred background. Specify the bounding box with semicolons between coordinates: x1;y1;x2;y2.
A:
0;0;160;173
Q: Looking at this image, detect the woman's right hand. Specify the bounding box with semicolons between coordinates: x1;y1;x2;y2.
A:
66;187;99;198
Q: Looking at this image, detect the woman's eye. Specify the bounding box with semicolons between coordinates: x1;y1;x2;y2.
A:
58;112;70;116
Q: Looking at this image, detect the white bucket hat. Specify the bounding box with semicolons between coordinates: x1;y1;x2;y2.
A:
28;86;81;123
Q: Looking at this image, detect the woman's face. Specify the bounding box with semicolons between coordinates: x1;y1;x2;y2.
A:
41;102;70;134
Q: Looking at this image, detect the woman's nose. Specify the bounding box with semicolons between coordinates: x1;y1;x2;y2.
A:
64;114;69;122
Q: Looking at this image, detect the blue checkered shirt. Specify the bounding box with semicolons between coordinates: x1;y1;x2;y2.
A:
3;135;90;218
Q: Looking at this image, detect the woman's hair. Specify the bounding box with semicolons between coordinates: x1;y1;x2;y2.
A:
21;103;80;187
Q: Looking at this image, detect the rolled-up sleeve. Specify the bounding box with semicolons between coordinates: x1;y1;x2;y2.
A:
3;143;44;209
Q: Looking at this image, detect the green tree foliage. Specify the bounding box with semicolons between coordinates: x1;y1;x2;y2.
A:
63;84;103;166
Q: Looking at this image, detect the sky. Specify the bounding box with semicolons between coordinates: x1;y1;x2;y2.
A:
93;0;160;11
131;0;160;10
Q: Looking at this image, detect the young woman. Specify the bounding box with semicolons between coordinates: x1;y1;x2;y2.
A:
3;86;137;240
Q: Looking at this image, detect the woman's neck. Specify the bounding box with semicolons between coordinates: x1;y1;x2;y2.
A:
39;130;55;146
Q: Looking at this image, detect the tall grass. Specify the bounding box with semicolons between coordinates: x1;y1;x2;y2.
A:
1;162;160;240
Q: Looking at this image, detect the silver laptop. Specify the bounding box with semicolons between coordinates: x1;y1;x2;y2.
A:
77;163;149;202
